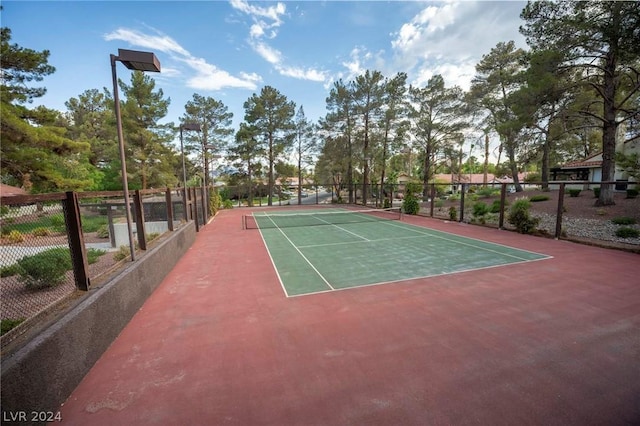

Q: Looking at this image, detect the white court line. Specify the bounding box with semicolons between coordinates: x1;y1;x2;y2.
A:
382;220;552;261
256;223;291;297
286;255;550;298
297;219;549;262
313;215;371;242
264;215;335;292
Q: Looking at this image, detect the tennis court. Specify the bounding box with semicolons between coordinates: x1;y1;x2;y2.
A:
245;208;551;296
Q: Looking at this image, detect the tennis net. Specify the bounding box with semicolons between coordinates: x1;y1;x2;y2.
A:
243;208;402;229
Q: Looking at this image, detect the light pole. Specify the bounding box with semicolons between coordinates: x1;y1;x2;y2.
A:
179;123;201;221
111;49;161;261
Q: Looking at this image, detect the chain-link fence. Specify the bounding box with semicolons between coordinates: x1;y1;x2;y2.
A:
1;187;212;347
0;199;75;331
220;180;639;247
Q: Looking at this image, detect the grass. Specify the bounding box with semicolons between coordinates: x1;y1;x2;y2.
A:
1;318;25;336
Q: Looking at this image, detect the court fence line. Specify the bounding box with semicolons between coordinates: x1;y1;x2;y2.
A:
224;180;638;246
0;186;213;349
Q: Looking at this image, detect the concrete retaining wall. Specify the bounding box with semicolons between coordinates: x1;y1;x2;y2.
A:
0;222;196;424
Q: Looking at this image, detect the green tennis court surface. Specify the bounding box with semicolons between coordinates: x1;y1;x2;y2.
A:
249;209;551;297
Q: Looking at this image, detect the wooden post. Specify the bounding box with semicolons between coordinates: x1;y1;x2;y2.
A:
63;191;90;291
165;188;174;232
555;183;565;239
459;184;466;222
498;183;507;229
429;184;435;217
134;190;147;250
192;187;200;232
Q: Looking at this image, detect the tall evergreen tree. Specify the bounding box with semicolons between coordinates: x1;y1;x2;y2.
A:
470;41;528;192
293;106;317;203
1;26;92;192
118;71;174;189
521;0;640;205
182;94;234;187
323;79;357;202
228;123;263;206
378;72;409;203
409;74;466;197
351;70;385;205
243;86;296;206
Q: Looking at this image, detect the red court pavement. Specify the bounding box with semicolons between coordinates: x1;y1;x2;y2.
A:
58;208;640;425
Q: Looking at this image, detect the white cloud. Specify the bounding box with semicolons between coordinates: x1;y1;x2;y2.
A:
230;0;328;83
105;28;190;57
390;1;527;89
229;0;286;27
277;65;326;82
251;41;282;65
104;27;259;91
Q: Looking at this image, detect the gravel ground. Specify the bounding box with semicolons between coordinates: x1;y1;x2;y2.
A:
421;188;640;249
533;212;640;246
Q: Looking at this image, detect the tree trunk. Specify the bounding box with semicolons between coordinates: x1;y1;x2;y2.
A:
483;133;489;186
541;129;550;191
422;144;432;199
596;49;618;206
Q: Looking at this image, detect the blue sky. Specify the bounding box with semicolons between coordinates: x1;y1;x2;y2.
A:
3;1;527;134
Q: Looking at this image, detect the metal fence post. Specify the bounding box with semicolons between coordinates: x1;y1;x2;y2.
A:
165;188;174;232
459;184;466;222
555;183;566;239
498;183;507;229
63;191;90;291
201;186;208;223
429;184;436;217
134;190;147;251
192;187;200;232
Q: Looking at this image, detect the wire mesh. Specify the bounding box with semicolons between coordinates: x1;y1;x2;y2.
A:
0;201;76;329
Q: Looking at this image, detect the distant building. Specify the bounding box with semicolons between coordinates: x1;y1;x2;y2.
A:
550;136;639;190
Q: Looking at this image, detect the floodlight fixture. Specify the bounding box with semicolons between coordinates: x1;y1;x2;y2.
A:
111;49;161;261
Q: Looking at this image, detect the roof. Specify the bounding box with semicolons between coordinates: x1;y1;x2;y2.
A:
561;152;603;169
0;184;28;197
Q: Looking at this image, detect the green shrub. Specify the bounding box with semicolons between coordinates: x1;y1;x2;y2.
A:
612;217;637;225
529;194;550;202
146;233;160;242
113;245;131;262
615;227;640;238
96;224;110;238
49;214;66;232
209;187;222;214
383;198;391;209
402;183;421;215
507;198;539;234
87;248;106;264
1;318;25;336
448;206;457;221
223;199;234;209
476;187;499;198
435;199;445;208
6;230;24;243
593;187;600;198
17;247;72;289
1;263;20;278
626;188;638;199
31;227;51;237
567;189;581;197
490;199;503;213
472;202;490;218
402;198;420;215
81;215;108;233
